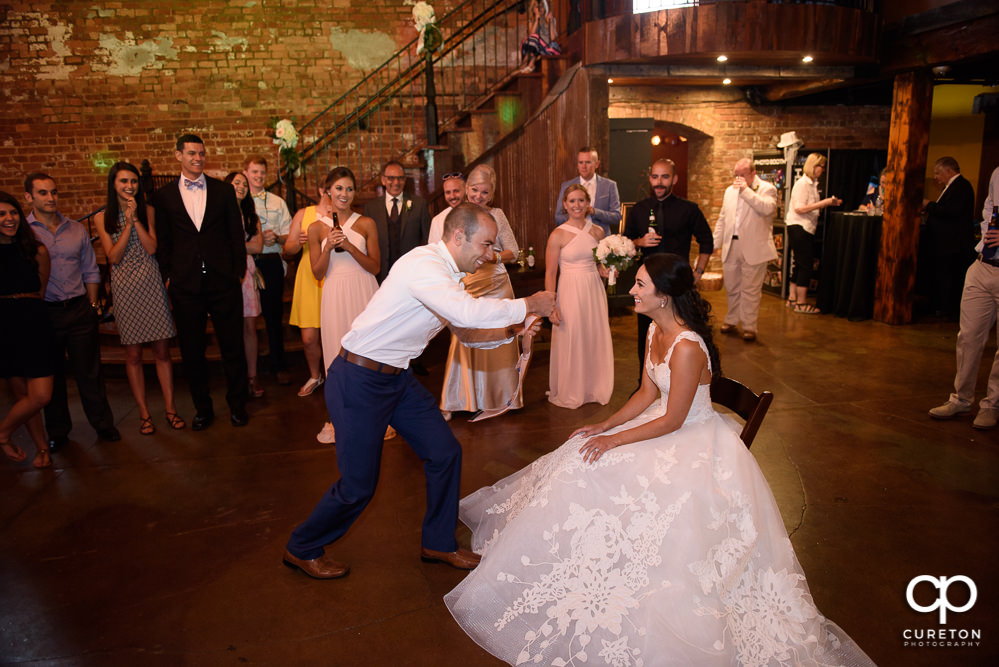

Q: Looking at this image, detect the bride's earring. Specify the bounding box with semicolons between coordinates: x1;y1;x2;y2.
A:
660;299;666;309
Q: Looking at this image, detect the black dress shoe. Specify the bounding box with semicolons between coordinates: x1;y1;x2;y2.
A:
191;414;214;431
230;409;249;427
410;361;429;376
98;427;121;442
48;435;69;453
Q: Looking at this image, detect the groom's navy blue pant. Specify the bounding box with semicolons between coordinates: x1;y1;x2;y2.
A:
286;354;462;560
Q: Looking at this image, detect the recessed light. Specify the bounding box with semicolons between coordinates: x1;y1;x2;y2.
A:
802;55;814;63
651;135;662;146
717;55;728;63
723;78;732;85
607;78;614;84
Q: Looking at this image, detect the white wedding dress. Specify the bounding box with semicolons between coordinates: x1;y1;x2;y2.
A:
445;326;875;666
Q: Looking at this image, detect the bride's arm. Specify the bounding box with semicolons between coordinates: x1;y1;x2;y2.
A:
579;341;704;463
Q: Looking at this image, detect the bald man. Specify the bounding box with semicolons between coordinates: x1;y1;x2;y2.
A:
712;158;778;342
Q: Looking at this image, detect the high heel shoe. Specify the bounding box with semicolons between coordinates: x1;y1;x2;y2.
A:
249;376;265;399
33;449;52;469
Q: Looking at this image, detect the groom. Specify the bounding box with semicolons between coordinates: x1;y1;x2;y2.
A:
283;204;556;579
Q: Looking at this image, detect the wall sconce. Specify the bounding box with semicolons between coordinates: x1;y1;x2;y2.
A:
651;135;662;146
802;55;814;63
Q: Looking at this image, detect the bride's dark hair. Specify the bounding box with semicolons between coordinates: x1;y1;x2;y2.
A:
643;253;721;377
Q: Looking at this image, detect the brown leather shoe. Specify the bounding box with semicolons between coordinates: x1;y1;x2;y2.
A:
420;547;481;570
742;331;757;342
720;324;737;334
282;549;349;579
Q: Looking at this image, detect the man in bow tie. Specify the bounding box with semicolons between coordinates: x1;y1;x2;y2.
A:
244;156;292;386
152;134;249;430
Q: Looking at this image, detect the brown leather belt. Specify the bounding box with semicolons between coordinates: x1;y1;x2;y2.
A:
338;348;404;375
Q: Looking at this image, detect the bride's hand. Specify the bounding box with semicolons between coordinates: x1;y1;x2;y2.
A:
549;305;562;326
571;422;606;439
578;434;618;464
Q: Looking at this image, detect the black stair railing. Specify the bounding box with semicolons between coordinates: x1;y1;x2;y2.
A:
289;0;534;202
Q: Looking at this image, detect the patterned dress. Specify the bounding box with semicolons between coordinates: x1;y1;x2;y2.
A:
446;328;875;666
110;215;175;345
440;207;521;413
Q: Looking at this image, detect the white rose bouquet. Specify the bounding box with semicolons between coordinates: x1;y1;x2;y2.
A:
269;117;302;176
593;233;637;294
411;1;442;56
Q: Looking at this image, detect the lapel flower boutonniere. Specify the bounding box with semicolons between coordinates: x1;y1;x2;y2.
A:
404;199;412;213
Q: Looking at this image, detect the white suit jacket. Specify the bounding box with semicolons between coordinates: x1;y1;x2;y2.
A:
713;176;779;266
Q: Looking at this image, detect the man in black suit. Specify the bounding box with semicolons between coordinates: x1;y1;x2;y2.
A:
152;134;249;429
363;160;432;374
363;161;432;283
922;156;976;318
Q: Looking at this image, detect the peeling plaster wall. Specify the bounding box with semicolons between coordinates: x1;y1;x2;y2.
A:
0;0;462;214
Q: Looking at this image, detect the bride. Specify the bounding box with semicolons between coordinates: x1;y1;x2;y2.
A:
445;254;874;666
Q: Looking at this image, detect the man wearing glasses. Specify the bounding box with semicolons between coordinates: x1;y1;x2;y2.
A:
364;161;432;283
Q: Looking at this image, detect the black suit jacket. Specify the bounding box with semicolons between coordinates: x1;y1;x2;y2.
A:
152;176;246;293
925;174;976;257
363;194;431;282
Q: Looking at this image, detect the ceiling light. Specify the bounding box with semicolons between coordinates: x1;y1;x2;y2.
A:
607;78;614;84
723;78;732;85
717;55;728;63
802;55;813;63
651;135;662;146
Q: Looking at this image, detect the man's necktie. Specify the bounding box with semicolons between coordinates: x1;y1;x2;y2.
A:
184;178;204;190
390;197;400;222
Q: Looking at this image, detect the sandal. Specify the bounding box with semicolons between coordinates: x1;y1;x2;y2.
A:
249;376;265;399
140;416;156;435
794;303;821;315
2;440;26;462
33;449;52;469
786;299;797;308
165;411;186;430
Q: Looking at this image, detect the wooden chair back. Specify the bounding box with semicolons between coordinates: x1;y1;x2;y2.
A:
709;376;774;448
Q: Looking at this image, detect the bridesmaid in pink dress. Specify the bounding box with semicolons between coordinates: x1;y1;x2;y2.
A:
545;184;614;408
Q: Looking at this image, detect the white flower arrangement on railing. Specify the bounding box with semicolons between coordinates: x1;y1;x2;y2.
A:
269;117;302;177
411;1;442;57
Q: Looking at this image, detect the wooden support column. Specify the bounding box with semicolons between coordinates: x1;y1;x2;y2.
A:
874;70;933;324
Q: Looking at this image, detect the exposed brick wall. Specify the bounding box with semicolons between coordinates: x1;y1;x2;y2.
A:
0;0;464;219
609;87;892;220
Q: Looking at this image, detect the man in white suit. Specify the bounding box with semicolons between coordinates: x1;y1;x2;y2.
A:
713;158;779;342
553;146;621;235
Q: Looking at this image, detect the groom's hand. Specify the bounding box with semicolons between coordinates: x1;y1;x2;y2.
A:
511;314;542;338
524;290;556;317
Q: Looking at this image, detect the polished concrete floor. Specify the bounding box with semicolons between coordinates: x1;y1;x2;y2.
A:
2;290;997;666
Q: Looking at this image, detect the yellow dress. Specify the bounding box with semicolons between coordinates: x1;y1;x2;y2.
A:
289;206;323;328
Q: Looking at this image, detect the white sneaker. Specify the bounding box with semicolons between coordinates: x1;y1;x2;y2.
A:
973;408;998;430
384;426;397;440
316;422;335;444
441;410;452;422
928;401;970;420
298;376;324;397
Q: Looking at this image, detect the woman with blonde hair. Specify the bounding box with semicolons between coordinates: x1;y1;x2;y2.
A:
439;164;521;419
785;152;841;313
283;174;336;397
544;184;613;408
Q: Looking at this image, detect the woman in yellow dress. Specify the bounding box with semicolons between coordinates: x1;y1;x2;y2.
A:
283;171;338;397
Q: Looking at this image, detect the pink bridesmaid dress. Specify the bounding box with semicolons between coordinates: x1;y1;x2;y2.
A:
548;221;613;408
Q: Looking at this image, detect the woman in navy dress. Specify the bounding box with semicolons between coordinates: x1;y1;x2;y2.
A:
0;191;55;468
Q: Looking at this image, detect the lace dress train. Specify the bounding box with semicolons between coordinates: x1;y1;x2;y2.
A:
445;328;875;666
